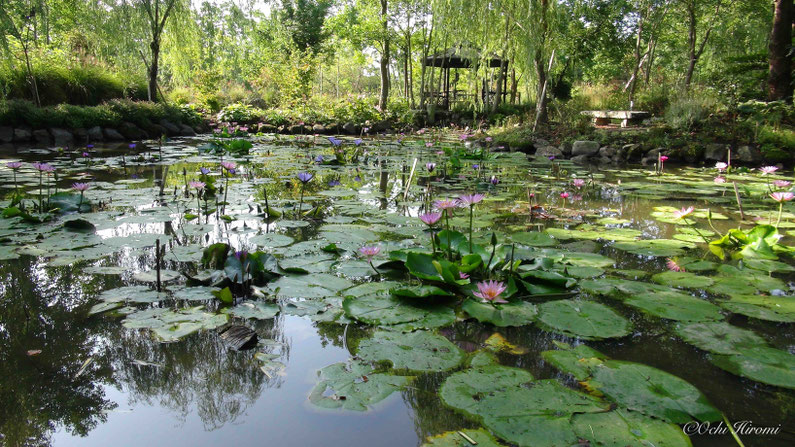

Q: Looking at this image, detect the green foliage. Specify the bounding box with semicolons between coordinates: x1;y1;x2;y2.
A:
664;94;717;131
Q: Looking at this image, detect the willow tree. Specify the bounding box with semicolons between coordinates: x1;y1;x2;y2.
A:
0;0;42;106
767;0;793;101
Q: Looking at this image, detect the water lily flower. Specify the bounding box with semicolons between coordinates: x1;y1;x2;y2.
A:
86;144;94;149
435;199;458;214
458;193;485;207
770;192;794;202
715;162;728;171
71;182;90;192
189;181;205;190
353;139;362;146
472;164;479;169
660;155;668;162
32;162;54;172
234;250;248;261
200;167;211;175
459;134;469;141
473;280;508;304
129;143;136;149
572;179;585;188
673;206;695;219
459;272;470;279
760;166;779;175
419;212;442;226
666;258;685;272
354;175;362;182
328;137;342;147
6;161;22;170
773;180;791;189
221;161;237;172
425;142;433;148
426;162;436;172
358;245;381;258
82;152;90;158
490;176;499;185
548;155;556;161
328;179;341;187
315;155;324;163
714;176;726;184
560;192;570;199
297;172;314;183
485;136;493;142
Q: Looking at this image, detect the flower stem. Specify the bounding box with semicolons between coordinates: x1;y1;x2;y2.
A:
776;202;783;228
445;212;452;261
468;206;474;253
297;184;305;219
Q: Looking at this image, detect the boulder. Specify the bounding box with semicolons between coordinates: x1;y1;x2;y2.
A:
119;122;148;140
87;126;104;142
598;146;618;158
179;124;196;136
342;122;357;135
259;123;277;134
14;127;32;142
570;154;591;164
571;140;600;156
312;124;327;134
620;143;642;161
533;138;550;147
103;128;125;141
72;128;88;144
158;119;181;136
734;145;762;164
704;143;728;161
535;145;564;159
287;124;305;134
50;128;74;146
560;141;573;156
148;124;168;139
0;126;13;143
33;129;51;145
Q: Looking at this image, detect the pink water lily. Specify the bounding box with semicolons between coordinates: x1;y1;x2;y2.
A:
221;161;237;172
434;199;458;213
32;162;54;172
458;193;485;207
660;155;668;162
666;258;685;272
715;162;728;171
770;192;794;203
358;245;381;258
473;280;508;304
71;182;90;192
673;206;695;219
560;192;570;199
572;179;585;188
714;177;726;184
189;181;206;190
419;212;442;226
759;166;779;175
459;272;470;279
773;180;791;189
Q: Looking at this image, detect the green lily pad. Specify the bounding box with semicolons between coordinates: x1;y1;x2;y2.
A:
389;285;453;299
717;295;795;322
571;410;692;447
613;239;694;257
587;360;721;423
222;301;280;320
343;293;455;328
511;231;557;247
651;271;715;289
357;330;464;372
308;360;412;411
249;233;294;248
537;300;631;340
624;291;723;322
540;343;607;381
710;346;795;390
462;299;538;327
674;321;768;354
422;429;505;447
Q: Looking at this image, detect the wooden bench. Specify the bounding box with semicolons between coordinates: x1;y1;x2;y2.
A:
581;110;651;127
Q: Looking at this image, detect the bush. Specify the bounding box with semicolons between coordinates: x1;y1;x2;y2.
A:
664;94;717;130
217;103;259;123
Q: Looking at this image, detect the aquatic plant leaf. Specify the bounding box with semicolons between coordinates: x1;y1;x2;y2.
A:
586;360;721;423
422;429;505;447
537;300;631;340
571;410;692;447
624;291;723;322
357;330;464;372
308;360;411;411
343;293;455;327
674;321;768;354
709;346;795;390
717;295;795;322
222;301;280;320
389;285;453;299
48;192;91;213
462;299;538;327
612;239;694;257
88;301;123;315
511;231;557;247
201;243;230;269
651;271;715;289
540;343;607;381
98;285;166;303
249;233;294;249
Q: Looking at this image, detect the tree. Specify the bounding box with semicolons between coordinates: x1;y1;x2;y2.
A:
682;0;722;89
136;0;184;102
767;0;793;101
378;0;390;112
0;0;42;106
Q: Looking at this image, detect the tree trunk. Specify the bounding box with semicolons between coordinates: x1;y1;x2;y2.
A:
684;0;697;88
510;68;517;104
149;38;160;102
378;0;390;112
535;53;548;124
767;0;793;101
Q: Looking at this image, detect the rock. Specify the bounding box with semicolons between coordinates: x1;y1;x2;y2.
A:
33;129;51;145
259;123;277;133
312;124;326;134
287;124;305;134
14;127;32;142
179;124;196;136
597;156;613;165
704;143;728;161
533;138;550;147
560;141;572;156
342;122;357;135
371;120;390;133
103;128;125;141
118;122;147;140
0;126;13;143
87;126;104;142
641;147;665;166
148;124;168;139
735;145;762;164
535;145;564;159
158;119;181;136
50;128;74;146
571;140;600;156
72;128;88;144
620;143;642;161
570;154;591;164
598;146;618;158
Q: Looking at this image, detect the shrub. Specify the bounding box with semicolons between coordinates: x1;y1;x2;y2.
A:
664;94;717;130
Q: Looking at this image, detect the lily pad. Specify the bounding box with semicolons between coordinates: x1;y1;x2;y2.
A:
222;301;280;320
674;321;768;354
462;299;538;327
624;291;723;322
537;300;631;340
651;271;715;289
308;360;412;411
717;295;795;322
571;410;692;447
612;239;693;257
357;330;464;372
511;231;557;247
710;346;795;390
343;293;455;328
422;429;505;447
390;285;453;299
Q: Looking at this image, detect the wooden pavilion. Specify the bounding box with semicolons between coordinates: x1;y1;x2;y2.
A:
422;47;509;110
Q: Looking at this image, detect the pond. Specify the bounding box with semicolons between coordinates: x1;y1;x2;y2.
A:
1;132;793;447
